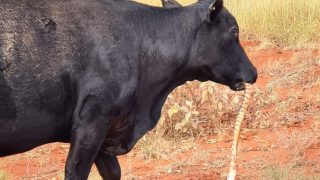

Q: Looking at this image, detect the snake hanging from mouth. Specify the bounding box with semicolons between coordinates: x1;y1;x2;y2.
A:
227;83;253;180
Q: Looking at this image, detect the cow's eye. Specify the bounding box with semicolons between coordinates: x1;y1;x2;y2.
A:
230;27;238;37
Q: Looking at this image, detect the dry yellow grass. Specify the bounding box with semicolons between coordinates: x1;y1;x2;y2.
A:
0;171;7;180
263;163;320;180
135;0;320;46
225;0;320;46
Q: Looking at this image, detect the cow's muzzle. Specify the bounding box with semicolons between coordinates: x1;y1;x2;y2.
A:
229;82;245;91
231;66;257;91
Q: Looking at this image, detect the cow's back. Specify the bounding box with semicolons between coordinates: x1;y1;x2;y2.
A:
0;0;120;154
0;0;153;156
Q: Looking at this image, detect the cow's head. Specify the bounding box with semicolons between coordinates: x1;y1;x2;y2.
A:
189;0;257;91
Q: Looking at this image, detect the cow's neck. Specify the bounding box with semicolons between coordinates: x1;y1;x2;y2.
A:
136;6;200;64
108;4;205;153
133;7;201;130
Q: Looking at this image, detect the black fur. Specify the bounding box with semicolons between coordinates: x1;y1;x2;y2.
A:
0;0;257;179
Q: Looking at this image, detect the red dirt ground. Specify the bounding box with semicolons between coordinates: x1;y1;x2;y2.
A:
0;42;319;179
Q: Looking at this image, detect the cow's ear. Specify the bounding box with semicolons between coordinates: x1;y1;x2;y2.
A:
209;0;222;11
161;0;182;8
203;0;223;23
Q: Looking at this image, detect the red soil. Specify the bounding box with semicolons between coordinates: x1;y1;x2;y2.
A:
0;41;319;179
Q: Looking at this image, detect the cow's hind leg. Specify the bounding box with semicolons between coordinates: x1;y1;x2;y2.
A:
65;95;110;180
95;152;121;180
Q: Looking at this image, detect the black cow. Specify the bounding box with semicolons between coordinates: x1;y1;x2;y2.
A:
0;0;257;179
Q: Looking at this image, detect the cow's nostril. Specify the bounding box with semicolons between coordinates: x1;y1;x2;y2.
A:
250;68;258;83
245;69;258;84
242;67;258;84
235;78;243;84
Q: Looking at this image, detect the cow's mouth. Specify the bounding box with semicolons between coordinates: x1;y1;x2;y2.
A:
229;82;245;91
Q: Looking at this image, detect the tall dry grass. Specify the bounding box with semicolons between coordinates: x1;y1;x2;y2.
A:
135;0;320;46
224;0;320;46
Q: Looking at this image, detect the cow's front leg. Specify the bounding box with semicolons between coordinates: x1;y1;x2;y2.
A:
95;151;121;180
65;95;110;180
